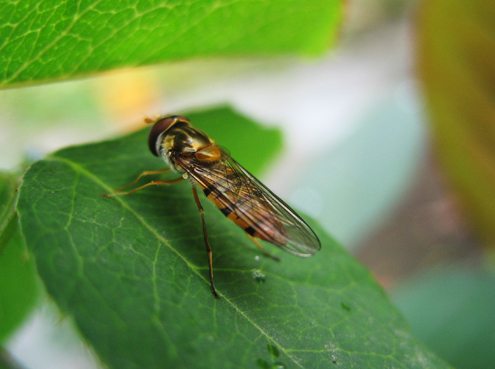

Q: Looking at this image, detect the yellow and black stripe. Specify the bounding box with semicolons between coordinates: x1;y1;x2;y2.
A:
200;183;282;244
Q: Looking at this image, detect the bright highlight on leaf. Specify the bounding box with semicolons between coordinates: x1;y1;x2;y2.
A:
16;108;450;368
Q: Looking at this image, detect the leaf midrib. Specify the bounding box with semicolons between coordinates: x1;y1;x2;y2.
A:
46;154;306;369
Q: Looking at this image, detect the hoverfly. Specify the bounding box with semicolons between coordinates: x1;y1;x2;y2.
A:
103;115;321;298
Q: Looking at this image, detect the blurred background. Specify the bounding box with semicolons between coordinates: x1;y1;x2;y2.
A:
1;0;494;368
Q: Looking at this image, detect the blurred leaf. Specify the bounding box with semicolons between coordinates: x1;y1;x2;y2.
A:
0;173;40;343
17;110;450;368
0;347;25;369
0;0;343;88
0;173;18;253
417;0;495;245
392;264;495;369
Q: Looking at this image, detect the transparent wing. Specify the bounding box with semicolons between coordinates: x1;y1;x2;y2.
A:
176;150;321;257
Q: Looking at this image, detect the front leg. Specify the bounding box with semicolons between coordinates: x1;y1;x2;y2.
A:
101;176;184;197
114;168;171;191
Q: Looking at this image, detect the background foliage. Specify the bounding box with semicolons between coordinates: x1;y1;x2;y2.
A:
389;1;495;368
417;0;495;245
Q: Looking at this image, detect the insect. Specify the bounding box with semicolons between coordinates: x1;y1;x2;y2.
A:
103;115;321;298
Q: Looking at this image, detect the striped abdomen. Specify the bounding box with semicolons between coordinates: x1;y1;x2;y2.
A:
200;182;287;247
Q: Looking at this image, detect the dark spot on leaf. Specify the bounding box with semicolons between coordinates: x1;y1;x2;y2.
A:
257;358;271;369
341;302;351;312
267;343;280;357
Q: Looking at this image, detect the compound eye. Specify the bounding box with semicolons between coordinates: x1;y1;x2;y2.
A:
148;116;176;156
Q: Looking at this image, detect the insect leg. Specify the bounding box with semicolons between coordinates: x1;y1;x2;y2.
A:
115;168;171;191
247;234;280;262
101;177;184;197
191;185;220;299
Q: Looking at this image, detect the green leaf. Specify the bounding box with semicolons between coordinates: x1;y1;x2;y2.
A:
0;173;18;253
392;265;495;369
0;0;343;88
416;0;495;245
16;110;450;368
0;348;25;369
0;173;40;343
